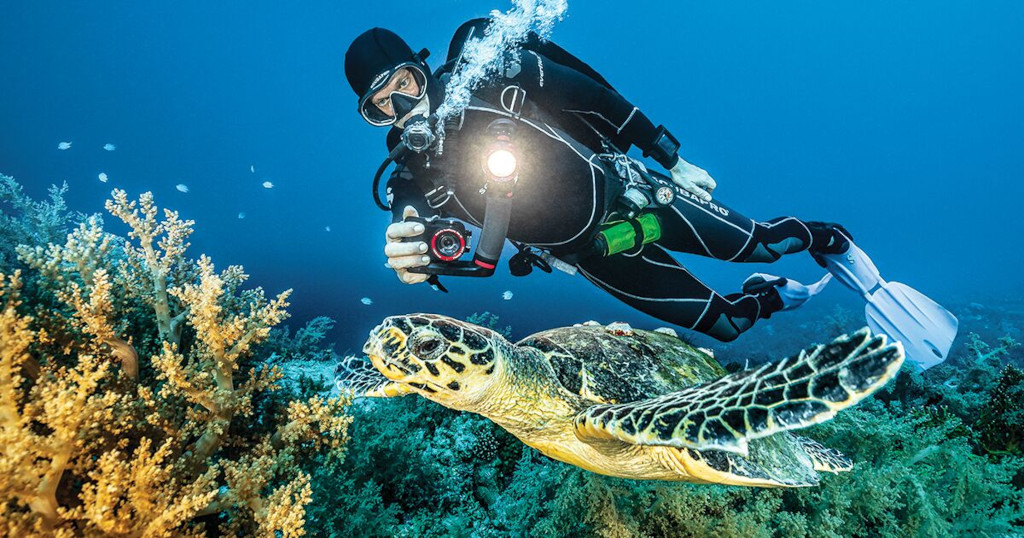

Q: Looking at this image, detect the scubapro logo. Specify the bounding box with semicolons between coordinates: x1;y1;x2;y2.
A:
371;71;390;91
679;189;730;217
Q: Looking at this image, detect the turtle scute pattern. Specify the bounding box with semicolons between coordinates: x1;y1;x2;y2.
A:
574;328;904;455
519;324;723;405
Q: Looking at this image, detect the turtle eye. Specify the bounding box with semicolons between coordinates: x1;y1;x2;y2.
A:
413;337;444;359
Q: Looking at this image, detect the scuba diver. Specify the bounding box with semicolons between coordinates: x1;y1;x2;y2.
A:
343;19;957;368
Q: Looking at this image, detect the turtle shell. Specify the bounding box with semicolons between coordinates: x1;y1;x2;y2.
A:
517;325;726;405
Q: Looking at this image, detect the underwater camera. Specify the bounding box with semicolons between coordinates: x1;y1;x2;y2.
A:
405;216;471;263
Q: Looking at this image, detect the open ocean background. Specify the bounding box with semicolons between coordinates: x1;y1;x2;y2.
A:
2;0;1022;354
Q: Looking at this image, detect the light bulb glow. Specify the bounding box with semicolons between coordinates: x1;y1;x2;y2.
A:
486;149;518;179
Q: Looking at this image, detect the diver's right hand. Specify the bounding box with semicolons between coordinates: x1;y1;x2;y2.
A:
385;206;430;284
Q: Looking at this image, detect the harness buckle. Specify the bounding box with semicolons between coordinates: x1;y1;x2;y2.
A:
500;85;527;120
425;185;452;209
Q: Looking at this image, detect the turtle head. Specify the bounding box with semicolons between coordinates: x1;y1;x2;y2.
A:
362;314;510;409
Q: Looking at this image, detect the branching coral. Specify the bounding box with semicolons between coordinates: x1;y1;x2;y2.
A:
0;271;135;532
18;217;139;379
465;311;512;339
156;253;292;459
0;178;350;536
0;174;79;269
68;438;220;537
263;316;339;364
105;189;193;347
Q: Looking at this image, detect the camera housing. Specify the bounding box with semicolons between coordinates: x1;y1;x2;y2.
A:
404;216;471;264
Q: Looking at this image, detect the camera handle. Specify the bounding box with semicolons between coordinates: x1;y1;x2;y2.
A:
408;194;512;278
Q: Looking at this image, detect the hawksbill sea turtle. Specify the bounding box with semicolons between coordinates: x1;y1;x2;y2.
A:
338;314;903;487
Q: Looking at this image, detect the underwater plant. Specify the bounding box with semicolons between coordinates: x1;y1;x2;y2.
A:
0;177;350;536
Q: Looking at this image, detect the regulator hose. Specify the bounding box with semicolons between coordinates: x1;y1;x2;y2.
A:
371;144;409;212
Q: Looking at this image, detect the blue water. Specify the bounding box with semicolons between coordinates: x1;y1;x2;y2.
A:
2;1;1022;351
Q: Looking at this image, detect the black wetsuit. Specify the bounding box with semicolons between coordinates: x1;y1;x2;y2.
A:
385;32;835;342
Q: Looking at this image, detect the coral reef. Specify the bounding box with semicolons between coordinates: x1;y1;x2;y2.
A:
0;177;349;536
263;316;340;364
5;174;1022;536
262;317;342;393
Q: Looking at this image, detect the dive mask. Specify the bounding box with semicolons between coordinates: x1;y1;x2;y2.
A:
358;62;429;127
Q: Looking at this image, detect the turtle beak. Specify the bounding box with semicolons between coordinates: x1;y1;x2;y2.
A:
364;325;415;381
369;352;407;381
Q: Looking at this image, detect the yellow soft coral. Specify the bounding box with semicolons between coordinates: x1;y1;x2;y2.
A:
19;217;139;379
68;437;219;537
0;272;130;532
1;187;350;535
273;395;352;452
258;472;313;538
105;189;193;346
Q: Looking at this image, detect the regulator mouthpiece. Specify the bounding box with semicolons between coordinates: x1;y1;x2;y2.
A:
401;114;437;153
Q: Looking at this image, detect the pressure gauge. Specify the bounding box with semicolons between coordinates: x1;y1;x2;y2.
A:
655;186;675;206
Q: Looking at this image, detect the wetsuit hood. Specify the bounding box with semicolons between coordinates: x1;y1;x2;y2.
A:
345;27;444;125
345;28;416;97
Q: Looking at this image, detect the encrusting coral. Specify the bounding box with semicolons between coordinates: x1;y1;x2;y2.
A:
0;179;349;536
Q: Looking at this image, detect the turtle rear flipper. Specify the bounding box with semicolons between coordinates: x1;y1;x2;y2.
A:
574;328;903;456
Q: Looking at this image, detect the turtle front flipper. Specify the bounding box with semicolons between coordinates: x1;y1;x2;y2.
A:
574;328;903;456
335;355;412;398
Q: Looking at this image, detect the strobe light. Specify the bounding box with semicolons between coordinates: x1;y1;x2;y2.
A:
482;119;518;183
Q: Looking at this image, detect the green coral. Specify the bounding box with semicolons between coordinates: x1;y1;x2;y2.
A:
787;400;1024;536
977;365;1024;456
263;316;340;364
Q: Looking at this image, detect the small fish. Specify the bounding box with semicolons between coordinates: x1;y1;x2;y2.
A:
262;181;274;189
325;226;331;232
103;143;116;151
98;172;109;183
502;290;513;300
58;141;72;150
237;212;246;219
360;297;373;306
176;183;189;193
250;164;255;173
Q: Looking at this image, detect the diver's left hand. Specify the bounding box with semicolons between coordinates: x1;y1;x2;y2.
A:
669;158;717;202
